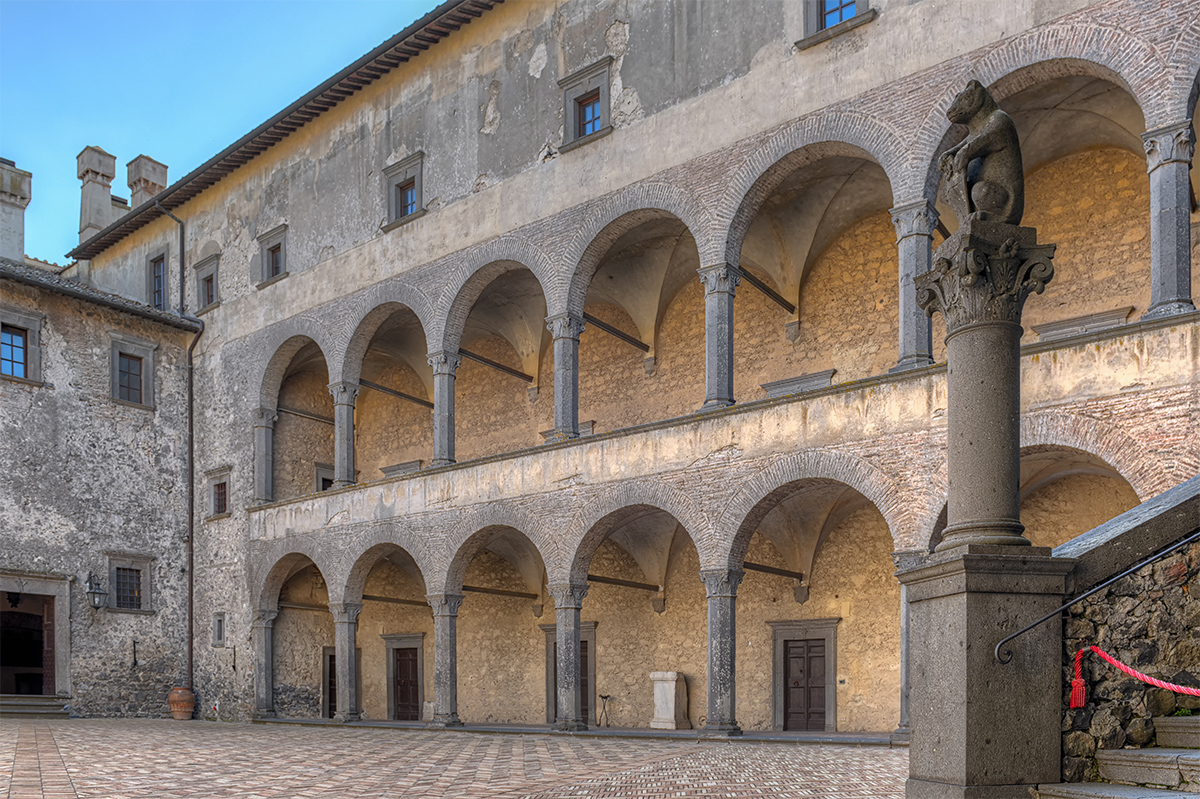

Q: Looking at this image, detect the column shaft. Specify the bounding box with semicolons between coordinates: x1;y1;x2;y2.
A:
697;264;740;410
890;201;937;372
328;382;359;488
251;610;277;718
546;314;585;440
427;593;464;727
330;602;362;722
548;583;588;731
252;409;276;504
427;352;461;466
1143;122;1196;318
699;569;743;736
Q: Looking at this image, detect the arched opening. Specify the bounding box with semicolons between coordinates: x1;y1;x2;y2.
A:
452;265;550;460
736;146;897;393
272;340;334;500
268;556;335;719
446;525;548;724
732;480;899;733
576;215;704;429
569;505;707;729
350;305;433;480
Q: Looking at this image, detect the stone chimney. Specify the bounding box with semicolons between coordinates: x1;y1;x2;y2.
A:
78;145;117;242
0;158;32;262
127;155;168;208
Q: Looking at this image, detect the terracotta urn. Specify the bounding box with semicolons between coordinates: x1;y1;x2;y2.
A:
167;687;195;720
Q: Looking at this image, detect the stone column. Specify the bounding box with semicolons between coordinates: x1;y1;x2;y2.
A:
548;583;589;731
328;382;359;488
1142;121;1196;319
252;408;276;504
329;602;362;722
427;593;464;727
697;263;741;410
546;314;585;440
699;568;743;736
891;549;925;745
251;609;278;718
427;352;461;467
890;200;937;372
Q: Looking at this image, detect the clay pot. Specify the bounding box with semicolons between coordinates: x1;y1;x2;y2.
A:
167;687;195;720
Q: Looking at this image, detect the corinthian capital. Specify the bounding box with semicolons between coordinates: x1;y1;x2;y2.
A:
1143;121;1195;172
697;263;741;295
328;601;363;624
546;313;586;340
327;381;360;404
699;568;744;598
547;583;589;609
427;351;462;376
427;593;465;616
890;200;939;241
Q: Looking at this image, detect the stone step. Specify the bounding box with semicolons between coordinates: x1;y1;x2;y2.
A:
0;694;70;718
1156;717;1200;749
1096;748;1200;789
1038;784;1197;799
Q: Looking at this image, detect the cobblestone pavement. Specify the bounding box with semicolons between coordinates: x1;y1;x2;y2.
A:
0;719;907;799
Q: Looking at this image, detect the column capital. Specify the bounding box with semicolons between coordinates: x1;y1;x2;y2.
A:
917;223;1055;335
546;313;586;341
547;582;589;609
252;407;277;428
890;200;939;241
427;593;465;616
697;263;741;296
252;608;279;628
427;350;462;376
699;568;744;598
1142;120;1195;172
328;601;363;624
328;381;360;405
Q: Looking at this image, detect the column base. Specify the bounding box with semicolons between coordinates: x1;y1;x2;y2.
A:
427;714;464;729
332;480;352;489
699;722;742;738
1143;300;1197;320
890;725;910;745
252;710;276;720
699;399;733;412
430;458;455;468
935;521;1027;551
905;777;1039;799
545;429;578;443
333;712;360;723
889;355;935;373
553;720;588;732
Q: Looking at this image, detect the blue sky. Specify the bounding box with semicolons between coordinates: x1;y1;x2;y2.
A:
0;0;442;264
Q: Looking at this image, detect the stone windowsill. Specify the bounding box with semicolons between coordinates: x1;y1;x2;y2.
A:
112;397;155;411
795;9;879;51
559;125;613;154
256;271;289;290
106;607;155;616
196;300;221;317
205;512;232;523
0;373;45;388
382;208;428;233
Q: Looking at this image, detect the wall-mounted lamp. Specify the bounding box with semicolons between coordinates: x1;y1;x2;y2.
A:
85;572;107;610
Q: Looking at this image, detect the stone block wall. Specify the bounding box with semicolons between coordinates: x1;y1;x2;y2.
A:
1061;539;1200;781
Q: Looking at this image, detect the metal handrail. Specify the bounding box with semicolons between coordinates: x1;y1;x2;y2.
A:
995;527;1200;664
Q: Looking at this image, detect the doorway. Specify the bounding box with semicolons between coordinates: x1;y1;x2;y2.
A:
540;622;597;725
0;593;54;695
783;638;826;730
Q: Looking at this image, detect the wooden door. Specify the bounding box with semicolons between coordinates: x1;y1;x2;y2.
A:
783;639;826;731
327;652;336;717
393;648;420;721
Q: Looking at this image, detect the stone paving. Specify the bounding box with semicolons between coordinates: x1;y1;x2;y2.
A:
0;719;907;798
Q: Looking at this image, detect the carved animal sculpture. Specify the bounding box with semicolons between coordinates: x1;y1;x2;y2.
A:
939;80;1024;225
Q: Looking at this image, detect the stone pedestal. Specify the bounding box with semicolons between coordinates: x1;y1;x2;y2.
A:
649;671;690;729
898;547;1074;798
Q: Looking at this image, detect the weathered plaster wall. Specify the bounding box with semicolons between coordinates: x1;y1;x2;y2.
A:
1021;473;1140;550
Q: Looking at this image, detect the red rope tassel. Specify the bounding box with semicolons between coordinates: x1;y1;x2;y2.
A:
1070;648;1087;709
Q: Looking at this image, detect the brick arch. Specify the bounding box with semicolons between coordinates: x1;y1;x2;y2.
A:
337;525;439;606
559;480;716;584
714;449;908;570
908;29;1167;201
333;280;435;387
718;112;906;267
558;182;718;318
252;545;341;612
437;504;557;595
1177;13;1200;121
431;236;556;355
252;320;336;411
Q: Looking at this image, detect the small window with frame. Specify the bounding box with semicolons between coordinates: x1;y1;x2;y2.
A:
797;0;876;49
148;250;168;310
205;466;232;520
0;306;43;385
256;225;288;288
559;57;612;152
194;254;220;313
106;552;155;614
315;463;335;493
383;152;425;229
1;324;28;379
110;333;157;409
212;612;227;647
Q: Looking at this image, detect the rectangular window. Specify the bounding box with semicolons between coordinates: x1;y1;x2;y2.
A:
267;244;283;278
115;567;142;610
151;256;166;310
578;91;601;137
398;180;417;218
1;324;27;378
213;480;228;515
118;353;143;404
202;274;216;308
383;152;424;227
212;613;226;647
821;0;856;28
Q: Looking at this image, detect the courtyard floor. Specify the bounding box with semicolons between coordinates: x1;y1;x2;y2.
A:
0;718;907;799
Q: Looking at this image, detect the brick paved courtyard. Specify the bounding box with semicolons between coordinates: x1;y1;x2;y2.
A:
0;719;907;798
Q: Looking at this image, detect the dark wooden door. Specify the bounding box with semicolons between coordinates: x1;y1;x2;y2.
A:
579;640;589;722
327;653;336;717
394;648;420;721
783;639;826;731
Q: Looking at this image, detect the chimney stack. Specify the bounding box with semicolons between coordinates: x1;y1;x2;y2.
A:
0;158;32;262
78;145;116;243
127;155;168;208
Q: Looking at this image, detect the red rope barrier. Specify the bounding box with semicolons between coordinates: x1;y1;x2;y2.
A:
1071;645;1200;708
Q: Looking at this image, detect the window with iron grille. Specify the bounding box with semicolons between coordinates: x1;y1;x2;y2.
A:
115;567;142;609
150;256;166;310
213;480;228;515
1;324;26;378
118;353;143;404
821;0;856;28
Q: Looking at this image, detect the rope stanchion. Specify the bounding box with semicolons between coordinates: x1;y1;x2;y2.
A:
1071;645;1200;708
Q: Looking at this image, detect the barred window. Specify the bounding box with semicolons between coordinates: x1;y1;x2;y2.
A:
213;480;228;515
118;353;143;404
115;567;142;609
1;324;26;378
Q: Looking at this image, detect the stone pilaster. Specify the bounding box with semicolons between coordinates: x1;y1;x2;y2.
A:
889;200;938;372
427;352;461;467
699;568;743;736
697;264;740;410
329;602;362;722
916;220;1054;549
546;314;585;440
1142;121;1196;319
891;549;925;745
548;583;589;731
251;609;278;718
328;382;359;488
252;408;277;504
427;593;464;727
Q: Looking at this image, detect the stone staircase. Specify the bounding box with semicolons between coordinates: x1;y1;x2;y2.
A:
0;694;70;719
1038;716;1199;798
